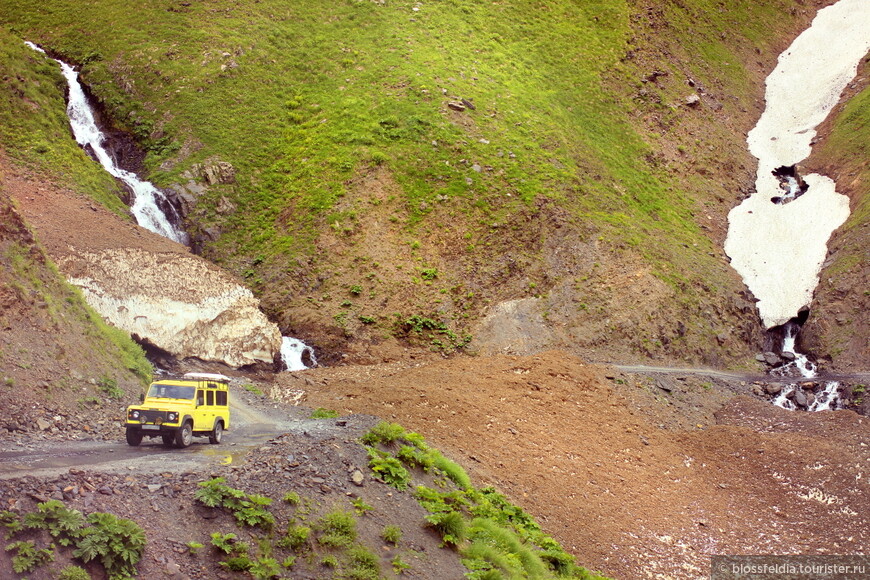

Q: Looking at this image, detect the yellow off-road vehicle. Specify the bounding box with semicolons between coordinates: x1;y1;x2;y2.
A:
125;372;230;448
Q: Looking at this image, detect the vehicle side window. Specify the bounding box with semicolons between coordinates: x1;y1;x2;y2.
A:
197;390;204;406
217;391;228;406
206;391;214;406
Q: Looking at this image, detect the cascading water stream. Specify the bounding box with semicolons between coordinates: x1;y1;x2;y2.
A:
25;42;187;245
770;322;841;411
280;337;318;372
26;41;317;371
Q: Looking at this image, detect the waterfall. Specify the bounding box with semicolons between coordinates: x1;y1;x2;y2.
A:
771;322;842;412
25;42;188;245
280;337;317;371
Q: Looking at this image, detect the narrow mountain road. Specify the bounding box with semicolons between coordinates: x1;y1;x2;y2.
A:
0;386;303;480
613;363;870;384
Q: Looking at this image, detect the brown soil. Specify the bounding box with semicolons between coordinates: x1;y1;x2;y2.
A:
289;351;870;579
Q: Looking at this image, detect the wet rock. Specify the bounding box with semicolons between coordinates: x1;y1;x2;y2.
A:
764;383;783;395
793;389;808;408
763;352;780;366
806;391;816;406
781;351;796;361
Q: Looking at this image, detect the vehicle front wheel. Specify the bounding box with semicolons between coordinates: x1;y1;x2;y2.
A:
209;421;223;444
125;427;143;446
175;421;193;448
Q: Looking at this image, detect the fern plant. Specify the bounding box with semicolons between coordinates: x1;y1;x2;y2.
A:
195;478;275;528
72;512;146;580
0;510;23;539
23;499;85;546
5;539;54;573
367;448;410;490
210;532;238;554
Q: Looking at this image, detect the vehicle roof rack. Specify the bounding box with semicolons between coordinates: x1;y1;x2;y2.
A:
182;372;231;382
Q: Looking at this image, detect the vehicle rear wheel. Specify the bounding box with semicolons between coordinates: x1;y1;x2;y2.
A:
161;433;175;447
125;427;143;446
209;420;223;444
175;421;193;448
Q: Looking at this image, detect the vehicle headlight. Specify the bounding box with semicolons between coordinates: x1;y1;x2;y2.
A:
168;412;177;422
131;410;140;419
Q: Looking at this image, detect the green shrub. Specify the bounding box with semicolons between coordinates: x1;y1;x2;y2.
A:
360;421;406;446
315;509;357;548
367;448;411;490
277;525;310;551
58;565;90;580
425;510;466;547
23;499;85;546
220;555;253;572
381;524;402;545
346;545;381;580
210;532;238;554
195;478;274;528
282;491;301;505
73;512;145;580
97;375;123;399
183;540;203;555
432;454;472;489
250;556;281;580
350;497;373;516
392;555;412;575
0;510;23;539
310;407;339;419
396;444;434;470
5;540;54;573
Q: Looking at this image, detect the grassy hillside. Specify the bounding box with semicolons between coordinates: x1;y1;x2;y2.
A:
0;0;825;365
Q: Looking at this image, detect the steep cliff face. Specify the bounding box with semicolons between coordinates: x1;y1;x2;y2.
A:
57;248;281;367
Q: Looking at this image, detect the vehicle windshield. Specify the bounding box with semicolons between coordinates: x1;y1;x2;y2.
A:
146;384;195;400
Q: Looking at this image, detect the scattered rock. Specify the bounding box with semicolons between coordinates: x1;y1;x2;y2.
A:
351;470;365;486
763;352;780;366
685;94;701;107
447;101;466;111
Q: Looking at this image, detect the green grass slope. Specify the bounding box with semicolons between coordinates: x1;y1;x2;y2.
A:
0;0;824;365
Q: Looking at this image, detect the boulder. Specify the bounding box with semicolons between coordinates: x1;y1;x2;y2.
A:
764;383;782;395
763;352;780;366
793;389;808;408
781;351;796;361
